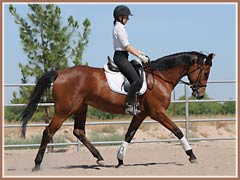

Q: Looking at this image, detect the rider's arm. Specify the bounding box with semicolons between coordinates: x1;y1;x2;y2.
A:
125;45;149;63
125;45;141;57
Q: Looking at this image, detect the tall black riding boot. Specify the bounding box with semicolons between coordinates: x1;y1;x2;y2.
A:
125;82;140;115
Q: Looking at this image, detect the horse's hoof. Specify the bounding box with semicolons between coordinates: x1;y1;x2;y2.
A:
189;157;198;164
186;150;197;164
96;160;105;166
32;165;40;172
115;159;124;168
116;163;124;168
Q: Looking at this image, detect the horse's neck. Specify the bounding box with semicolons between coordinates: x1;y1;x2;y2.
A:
158;65;187;89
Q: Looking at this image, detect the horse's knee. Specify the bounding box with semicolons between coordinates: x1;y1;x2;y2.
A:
73;129;85;141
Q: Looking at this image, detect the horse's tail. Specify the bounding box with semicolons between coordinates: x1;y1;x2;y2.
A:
21;70;58;138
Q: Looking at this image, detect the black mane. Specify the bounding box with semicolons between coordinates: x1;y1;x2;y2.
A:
150;51;207;71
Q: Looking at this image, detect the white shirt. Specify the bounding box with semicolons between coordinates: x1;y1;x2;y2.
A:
112;21;130;51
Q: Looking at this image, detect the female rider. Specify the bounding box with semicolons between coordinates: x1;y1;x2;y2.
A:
112;5;149;115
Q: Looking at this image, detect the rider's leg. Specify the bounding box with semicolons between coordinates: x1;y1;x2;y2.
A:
113;51;141;114
125;81;141;114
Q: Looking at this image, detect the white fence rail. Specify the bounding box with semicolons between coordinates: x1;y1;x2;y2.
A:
4;80;236;150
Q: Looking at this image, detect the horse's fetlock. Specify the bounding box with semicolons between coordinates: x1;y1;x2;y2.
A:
73;129;79;136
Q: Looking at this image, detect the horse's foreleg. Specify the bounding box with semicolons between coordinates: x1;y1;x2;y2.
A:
33;114;66;171
73;104;104;166
116;113;146;167
152;111;197;163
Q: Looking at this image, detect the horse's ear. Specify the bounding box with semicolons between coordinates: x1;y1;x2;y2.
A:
204;53;215;66
207;53;215;60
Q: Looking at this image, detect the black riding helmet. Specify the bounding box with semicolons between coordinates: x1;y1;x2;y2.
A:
113;5;133;20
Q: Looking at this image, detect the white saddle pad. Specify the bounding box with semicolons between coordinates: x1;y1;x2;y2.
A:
103;64;147;95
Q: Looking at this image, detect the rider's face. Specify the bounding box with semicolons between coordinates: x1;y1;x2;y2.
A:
122;16;129;25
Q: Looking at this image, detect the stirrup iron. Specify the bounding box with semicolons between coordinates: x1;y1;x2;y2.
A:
125;103;140;115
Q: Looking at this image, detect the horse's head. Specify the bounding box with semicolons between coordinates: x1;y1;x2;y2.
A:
187;53;215;99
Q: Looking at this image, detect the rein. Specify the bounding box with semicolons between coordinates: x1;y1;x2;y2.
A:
144;68;175;90
144;63;206;90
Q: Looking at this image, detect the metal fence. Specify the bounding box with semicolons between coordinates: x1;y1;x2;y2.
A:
3;80;236;150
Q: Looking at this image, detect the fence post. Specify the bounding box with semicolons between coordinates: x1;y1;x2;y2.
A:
184;84;190;140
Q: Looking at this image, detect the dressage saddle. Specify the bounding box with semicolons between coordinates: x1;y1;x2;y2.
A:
107;56;144;92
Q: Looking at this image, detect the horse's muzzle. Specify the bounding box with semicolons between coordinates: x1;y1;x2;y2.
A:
194;93;204;100
192;88;205;100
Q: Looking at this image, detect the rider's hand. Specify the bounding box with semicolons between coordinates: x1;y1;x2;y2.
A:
138;54;150;64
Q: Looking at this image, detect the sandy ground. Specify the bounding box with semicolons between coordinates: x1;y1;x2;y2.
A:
3;140;237;178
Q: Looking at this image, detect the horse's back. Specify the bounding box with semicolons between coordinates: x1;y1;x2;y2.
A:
56;65;103;85
53;65;126;114
52;65;104;105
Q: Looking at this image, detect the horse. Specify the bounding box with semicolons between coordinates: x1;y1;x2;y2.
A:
20;51;215;171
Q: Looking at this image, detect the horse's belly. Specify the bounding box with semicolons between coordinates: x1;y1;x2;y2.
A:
86;93;126;115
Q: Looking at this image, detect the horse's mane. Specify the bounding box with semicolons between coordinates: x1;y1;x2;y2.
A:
150;51;207;71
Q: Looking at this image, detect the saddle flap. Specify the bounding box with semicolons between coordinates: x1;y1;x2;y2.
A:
130;60;144;85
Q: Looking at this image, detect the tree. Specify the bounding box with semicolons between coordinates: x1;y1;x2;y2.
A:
8;4;91;142
9;4;91;104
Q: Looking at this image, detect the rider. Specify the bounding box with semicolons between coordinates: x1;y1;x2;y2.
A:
112;5;150;115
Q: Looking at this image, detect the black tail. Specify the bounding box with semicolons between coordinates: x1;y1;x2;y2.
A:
21;70;58;138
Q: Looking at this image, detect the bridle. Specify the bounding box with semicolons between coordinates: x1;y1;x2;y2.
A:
180;62;207;92
143;52;214;98
144;61;207;92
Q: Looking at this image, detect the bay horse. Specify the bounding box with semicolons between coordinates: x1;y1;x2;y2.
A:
21;51;215;171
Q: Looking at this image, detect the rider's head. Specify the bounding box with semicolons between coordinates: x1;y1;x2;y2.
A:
113;5;133;25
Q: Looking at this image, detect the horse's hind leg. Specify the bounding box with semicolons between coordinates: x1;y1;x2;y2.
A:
33;113;67;171
151;110;197;163
73;104;104;165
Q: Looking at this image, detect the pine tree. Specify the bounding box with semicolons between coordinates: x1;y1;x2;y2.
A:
9;4;90;104
8;4;91;134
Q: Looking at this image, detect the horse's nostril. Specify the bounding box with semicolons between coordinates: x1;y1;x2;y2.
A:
198;95;204;99
192;91;197;97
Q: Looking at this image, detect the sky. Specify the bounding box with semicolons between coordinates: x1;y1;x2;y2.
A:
3;3;237;104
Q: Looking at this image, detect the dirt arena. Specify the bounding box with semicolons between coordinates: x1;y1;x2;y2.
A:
3;140;237;177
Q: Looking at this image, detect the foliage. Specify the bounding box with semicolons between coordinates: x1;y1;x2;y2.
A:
167;94;236;116
8;4;90;104
221;101;235;114
4;106;24;122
